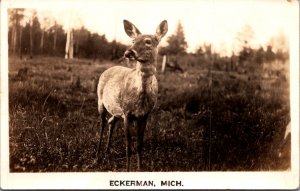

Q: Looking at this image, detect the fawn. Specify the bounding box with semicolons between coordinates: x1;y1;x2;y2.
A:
97;20;168;171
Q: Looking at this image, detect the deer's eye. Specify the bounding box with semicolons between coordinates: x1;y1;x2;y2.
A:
145;39;152;45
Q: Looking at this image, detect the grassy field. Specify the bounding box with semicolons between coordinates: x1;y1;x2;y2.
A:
8;56;290;172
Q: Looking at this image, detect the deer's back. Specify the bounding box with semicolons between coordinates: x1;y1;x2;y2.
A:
98;66;158;118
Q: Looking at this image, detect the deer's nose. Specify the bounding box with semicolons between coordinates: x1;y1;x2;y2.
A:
124;49;137;60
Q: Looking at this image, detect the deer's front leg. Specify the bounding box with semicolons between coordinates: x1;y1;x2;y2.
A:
124;115;132;172
137;115;148;171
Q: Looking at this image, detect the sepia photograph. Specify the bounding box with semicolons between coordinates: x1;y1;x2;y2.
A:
1;0;299;189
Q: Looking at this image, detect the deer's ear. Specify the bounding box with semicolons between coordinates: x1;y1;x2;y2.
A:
123;20;141;39
155;20;168;42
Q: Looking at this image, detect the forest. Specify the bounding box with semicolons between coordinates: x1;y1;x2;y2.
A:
8;9;288;67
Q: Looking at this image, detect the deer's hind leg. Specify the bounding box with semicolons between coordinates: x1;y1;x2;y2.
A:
96;103;107;159
105;116;118;153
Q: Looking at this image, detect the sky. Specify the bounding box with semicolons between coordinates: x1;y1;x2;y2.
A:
7;0;299;55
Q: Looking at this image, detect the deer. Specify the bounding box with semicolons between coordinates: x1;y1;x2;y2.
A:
96;20;168;171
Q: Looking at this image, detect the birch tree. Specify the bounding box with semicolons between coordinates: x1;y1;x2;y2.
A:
64;9;82;59
8;9;24;56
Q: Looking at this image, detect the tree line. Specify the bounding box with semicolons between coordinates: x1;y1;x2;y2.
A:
161;21;289;74
8;8;289;69
8;9;127;61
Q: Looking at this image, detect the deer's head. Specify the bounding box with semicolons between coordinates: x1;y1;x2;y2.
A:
123;20;168;63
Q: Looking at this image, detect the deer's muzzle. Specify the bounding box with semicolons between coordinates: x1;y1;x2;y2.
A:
124;49;137;60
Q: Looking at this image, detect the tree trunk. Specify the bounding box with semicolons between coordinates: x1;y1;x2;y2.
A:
19;26;22;59
29;21;33;59
161;55;167;73
53;22;57;56
10;27;13;53
12;20;17;54
75;31;79;58
65;29;73;59
69;29;74;59
40;30;44;54
65;28;70;59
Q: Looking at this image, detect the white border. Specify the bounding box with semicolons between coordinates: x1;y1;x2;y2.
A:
1;172;299;189
1;0;299;189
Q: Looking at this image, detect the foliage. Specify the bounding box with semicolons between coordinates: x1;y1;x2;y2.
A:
160;21;188;55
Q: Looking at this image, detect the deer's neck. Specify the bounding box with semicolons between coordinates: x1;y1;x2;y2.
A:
135;61;156;92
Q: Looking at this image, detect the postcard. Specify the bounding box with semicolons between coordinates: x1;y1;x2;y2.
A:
1;0;299;189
